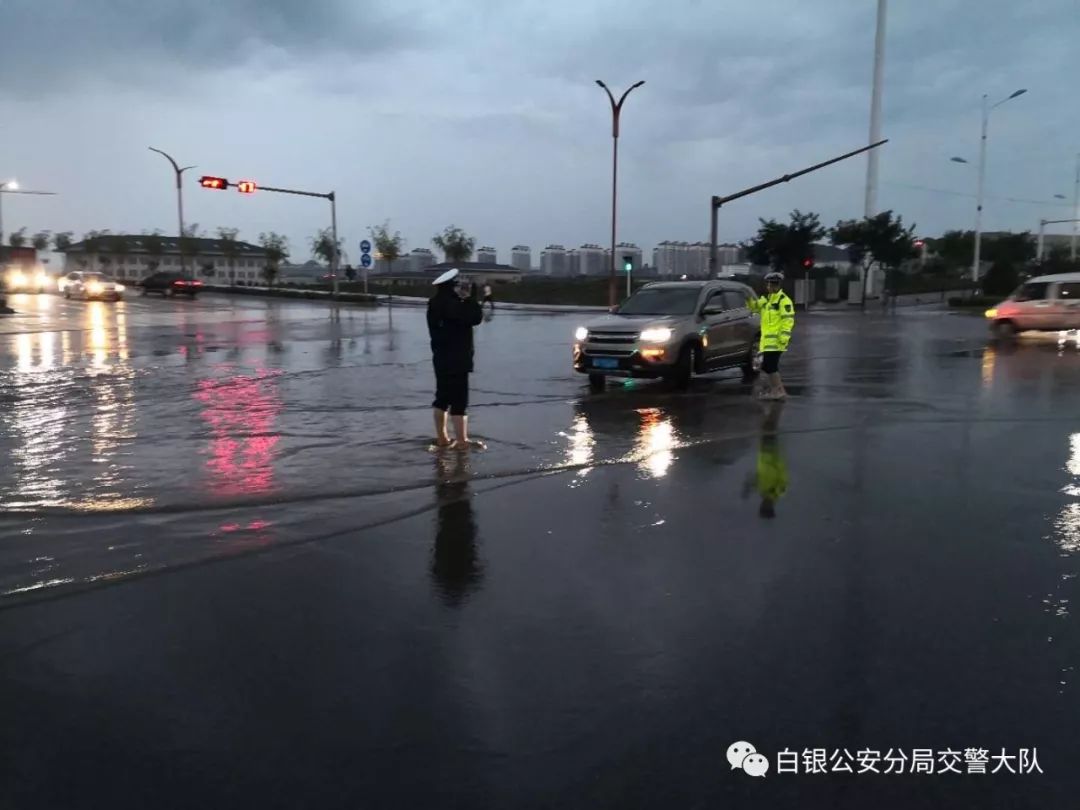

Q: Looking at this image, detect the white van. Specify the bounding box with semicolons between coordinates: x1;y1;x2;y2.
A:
985;272;1080;338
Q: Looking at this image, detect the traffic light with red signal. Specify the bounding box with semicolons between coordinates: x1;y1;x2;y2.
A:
801;256;814;269
236;180;257;194
199;176;229;190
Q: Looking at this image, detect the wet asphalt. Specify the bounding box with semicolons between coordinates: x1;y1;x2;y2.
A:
1;291;1079;809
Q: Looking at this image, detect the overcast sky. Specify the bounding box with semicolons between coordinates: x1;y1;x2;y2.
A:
2;0;1078;264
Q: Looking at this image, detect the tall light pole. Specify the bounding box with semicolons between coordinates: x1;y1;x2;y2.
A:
597;79;644;308
971;89;1027;283
864;0;887;217
1071;153;1079;261
149;147;196;274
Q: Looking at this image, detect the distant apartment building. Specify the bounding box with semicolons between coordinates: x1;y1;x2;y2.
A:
476;246;497;264
567;248;580;277
575;243;607;277
652;240;727;277
540;244;569;276
408;248;436;272
510;245;531;272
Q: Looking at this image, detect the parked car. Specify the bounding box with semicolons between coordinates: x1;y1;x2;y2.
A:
61;271;124;300
985;272;1080;338
140;271;204;297
572;280;760;390
4;265;50;293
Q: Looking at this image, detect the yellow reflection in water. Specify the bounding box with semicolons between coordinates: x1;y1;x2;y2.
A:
1056;433;1080;552
628;408;676;479
15;332;32;373
7;302;150;511
981;345;996;389
564;413;595;477
9;330;68;507
87;302;109;368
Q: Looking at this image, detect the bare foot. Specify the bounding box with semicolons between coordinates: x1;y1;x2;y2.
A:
429;437;453;451
451;439;486;451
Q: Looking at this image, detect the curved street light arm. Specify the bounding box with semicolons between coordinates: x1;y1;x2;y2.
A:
148;146;181;174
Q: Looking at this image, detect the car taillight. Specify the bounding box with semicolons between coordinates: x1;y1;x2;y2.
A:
173;280;187;286
192;280;203;286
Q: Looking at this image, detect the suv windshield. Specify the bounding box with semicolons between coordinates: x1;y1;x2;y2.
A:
617;287;701;316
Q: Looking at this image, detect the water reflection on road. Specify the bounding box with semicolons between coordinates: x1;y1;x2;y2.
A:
194;368;283;498
3;301;149;511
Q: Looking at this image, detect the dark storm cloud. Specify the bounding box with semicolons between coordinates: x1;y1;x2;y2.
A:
0;0;418;95
2;0;1077;253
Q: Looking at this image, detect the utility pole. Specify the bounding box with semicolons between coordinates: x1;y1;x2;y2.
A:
863;0;887;218
1072;153;1079;261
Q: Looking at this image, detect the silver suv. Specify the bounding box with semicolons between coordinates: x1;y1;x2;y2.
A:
572;280;760;389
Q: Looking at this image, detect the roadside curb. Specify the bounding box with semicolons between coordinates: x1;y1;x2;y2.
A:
202;285;379;306
376;295;608;313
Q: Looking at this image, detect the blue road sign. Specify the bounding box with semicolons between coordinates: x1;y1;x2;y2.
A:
360;239;372;255
360;253;373;268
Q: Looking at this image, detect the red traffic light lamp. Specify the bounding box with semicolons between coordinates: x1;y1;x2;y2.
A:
801;257;814;269
199;176;229;190
236;180;257;194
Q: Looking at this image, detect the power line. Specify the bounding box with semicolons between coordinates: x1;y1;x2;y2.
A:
882;180;1072;208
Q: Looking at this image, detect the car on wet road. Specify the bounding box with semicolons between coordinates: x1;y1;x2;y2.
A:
3;265;51;293
59;271;125;301
140;271;204;298
985;272;1080;338
572;280;759;390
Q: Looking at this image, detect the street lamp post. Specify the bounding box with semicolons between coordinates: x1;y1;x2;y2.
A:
597;79;644;308
971;89;1027;283
149;147;196;274
863;0;888;218
1072;153;1080;261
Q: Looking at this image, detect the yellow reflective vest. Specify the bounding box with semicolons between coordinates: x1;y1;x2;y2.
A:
749;290;795;353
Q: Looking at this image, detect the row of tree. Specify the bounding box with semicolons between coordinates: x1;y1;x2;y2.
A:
744;210;917;302
744;209;1078;297
9;221;480;284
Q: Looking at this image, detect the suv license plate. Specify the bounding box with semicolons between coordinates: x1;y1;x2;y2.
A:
593;357;619;369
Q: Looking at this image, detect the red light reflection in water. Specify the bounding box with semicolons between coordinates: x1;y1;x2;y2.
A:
194;369;283;497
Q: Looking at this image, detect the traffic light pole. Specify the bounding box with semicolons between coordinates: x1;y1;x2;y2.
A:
208;181;342;297
1036;218;1080;262
708;139;889;276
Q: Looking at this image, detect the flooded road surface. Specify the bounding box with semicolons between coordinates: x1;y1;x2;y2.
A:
2;292;1080;808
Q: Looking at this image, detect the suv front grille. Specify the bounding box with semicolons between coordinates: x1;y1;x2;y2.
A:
587;330;638;344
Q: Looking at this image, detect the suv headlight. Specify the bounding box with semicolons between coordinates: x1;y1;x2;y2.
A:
640;327;673;343
574;326;588;341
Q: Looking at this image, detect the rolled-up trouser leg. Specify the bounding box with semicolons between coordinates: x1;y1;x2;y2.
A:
434;371;469;416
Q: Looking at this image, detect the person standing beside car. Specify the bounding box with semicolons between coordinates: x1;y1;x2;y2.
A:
748;272;795;400
428;269;485;449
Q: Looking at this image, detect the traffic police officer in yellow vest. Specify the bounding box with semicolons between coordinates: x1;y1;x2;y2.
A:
748;272;795;400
